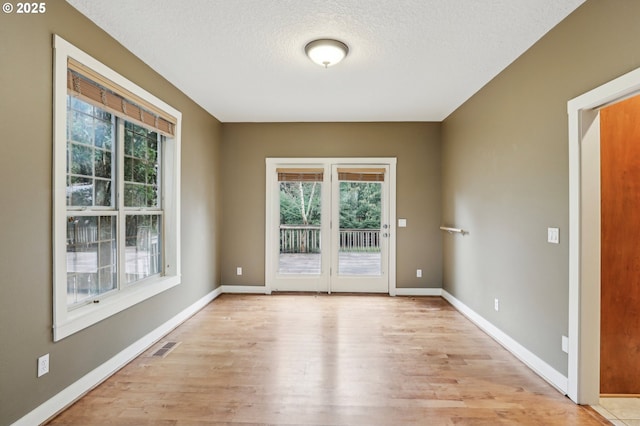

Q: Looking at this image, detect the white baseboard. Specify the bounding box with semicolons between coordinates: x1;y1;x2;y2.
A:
221;285;270;294
14;287;223;426
221;285;440;297
394;287;442;296
441;289;568;394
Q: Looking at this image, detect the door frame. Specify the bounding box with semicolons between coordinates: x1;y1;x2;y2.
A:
567;66;640;404
265;157;397;295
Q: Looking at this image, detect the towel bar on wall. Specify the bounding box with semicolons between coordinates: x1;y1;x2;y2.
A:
439;226;466;235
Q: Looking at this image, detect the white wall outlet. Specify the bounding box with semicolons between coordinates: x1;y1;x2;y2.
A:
494;298;500;312
562;335;569;353
398;218;407;228
236;267;243;276
416;269;422;278
37;353;49;377
547;227;559;244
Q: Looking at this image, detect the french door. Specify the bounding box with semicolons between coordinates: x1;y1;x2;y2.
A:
265;158;396;294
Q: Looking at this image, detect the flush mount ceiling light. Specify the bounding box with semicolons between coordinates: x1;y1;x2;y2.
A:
305;39;349;68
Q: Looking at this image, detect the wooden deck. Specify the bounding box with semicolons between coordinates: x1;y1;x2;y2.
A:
48;295;608;425
279;252;381;275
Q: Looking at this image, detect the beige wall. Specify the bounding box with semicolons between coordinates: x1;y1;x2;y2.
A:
442;0;640;375
220;123;442;288
0;3;222;424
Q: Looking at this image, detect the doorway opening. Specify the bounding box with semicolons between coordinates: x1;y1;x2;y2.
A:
568;67;640;404
265;158;397;294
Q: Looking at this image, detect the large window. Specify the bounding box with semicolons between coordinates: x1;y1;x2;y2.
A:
53;36;181;341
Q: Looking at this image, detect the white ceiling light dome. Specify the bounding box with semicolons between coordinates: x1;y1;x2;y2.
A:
305;39;349;68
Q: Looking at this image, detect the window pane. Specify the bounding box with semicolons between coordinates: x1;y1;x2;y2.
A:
124;130;133;156
69;111;92;144
70;143;93;176
99;215;113;240
66;215;117;306
146;185;158;207
94;150;111;178
147;139;157;162
70;97;93;114
133;134;146;157
69;176;93;206
95;108;113;123
125;215;162;284
338;182;382;276
148;165;158;185
95;179;112;207
124;183;145;207
94;118;113;149
132;159;146;183
67;96;115;208
124;156;133;181
123;121;160;208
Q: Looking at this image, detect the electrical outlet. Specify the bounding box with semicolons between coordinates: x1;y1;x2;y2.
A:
236;267;242;276
37;353;49;377
494;298;500;312
416;269;422;278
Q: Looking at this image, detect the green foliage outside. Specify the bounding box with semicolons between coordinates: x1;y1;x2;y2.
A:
279;181;381;229
280;182;321;225
339;182;381;229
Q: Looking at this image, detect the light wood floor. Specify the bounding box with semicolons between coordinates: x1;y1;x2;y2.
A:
48;294;608;425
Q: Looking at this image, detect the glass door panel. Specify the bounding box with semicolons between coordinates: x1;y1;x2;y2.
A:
268;166;330;292
338;180;382;276
278;171;323;275
331;165;389;293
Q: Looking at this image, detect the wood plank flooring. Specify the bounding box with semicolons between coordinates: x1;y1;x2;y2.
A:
47;295;608;425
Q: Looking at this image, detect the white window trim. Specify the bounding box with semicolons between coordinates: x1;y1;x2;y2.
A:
52;35;181;341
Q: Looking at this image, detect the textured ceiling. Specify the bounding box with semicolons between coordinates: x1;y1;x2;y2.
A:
65;0;585;122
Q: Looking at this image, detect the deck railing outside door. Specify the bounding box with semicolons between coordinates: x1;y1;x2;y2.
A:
280;225;380;253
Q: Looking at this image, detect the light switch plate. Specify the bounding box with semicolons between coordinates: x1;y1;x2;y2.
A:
398;219;407;228
547;228;559;244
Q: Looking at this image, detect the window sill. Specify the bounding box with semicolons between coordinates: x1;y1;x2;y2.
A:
53;274;180;341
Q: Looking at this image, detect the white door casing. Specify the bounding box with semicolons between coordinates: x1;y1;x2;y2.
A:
567;66;640;404
265;158;397;295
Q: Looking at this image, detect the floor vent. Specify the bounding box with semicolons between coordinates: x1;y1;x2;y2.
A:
151;341;180;358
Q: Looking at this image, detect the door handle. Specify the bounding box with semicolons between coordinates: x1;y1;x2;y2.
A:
383;224;389;229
